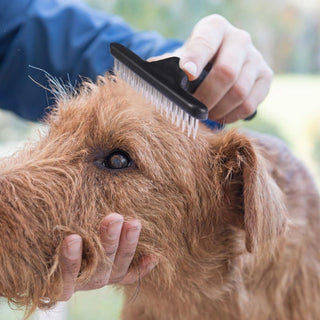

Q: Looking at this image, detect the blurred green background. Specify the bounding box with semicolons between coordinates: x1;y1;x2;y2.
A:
0;0;319;319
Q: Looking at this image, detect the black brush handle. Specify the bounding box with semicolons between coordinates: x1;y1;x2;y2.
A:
185;62;212;94
111;42;209;120
110;43;256;121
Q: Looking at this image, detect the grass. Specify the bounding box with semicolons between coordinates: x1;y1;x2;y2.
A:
0;74;319;319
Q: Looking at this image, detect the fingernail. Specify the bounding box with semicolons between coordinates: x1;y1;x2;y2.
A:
182;61;197;77
126;226;141;244
66;238;82;260
107;219;123;240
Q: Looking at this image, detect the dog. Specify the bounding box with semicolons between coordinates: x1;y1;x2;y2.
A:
0;75;319;319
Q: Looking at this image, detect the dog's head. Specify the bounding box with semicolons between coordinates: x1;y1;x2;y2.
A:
0;76;287;312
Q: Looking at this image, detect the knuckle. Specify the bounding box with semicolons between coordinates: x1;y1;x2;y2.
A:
104;245;118;256
109;275;125;284
119;249;135;260
253;51;273;81
238;30;252;44
252;47;263;61
90;279;108;290
215;63;237;83
264;66;274;80
231;83;249;101
59;291;73;302
60;257;80;275
65;261;80;273
241;101;256;117
191;35;215;52
80;274;110;290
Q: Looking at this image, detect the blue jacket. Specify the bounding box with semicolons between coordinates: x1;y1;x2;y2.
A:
0;0;182;121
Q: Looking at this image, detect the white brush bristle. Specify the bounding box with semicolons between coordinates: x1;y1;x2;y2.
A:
114;59;199;139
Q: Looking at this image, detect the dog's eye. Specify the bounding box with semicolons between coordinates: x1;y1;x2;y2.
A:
102;150;132;170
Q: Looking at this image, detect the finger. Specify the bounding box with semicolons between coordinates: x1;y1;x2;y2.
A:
100;213;124;265
194;29;252;109
76;213;124;291
58;234;82;301
120;255;159;285
108;219;141;284
179;15;229;79
217;75;272;123
208;54;259;120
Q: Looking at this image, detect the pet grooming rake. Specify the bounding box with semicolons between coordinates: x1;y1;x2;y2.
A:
110;42;211;139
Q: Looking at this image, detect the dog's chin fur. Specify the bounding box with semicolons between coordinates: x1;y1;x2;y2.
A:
0;76;319;319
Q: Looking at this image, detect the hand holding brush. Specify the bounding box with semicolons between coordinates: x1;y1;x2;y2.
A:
149;15;273;124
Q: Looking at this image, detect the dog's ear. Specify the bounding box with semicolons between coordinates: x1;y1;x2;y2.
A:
209;130;288;253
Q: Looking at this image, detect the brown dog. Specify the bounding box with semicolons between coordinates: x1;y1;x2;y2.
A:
0;76;319;319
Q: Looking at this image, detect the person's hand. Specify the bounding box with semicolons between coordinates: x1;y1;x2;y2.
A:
180;14;273;123
58;213;158;301
154;15;273;123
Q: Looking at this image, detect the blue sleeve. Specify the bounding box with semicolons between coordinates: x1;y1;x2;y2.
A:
0;0;182;121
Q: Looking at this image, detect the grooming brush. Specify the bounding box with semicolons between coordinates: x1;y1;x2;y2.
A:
110;42;212;139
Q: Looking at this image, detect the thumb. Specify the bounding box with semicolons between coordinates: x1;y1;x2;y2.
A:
179;15;228;80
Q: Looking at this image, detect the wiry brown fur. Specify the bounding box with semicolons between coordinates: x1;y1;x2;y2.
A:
0;76;319;319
